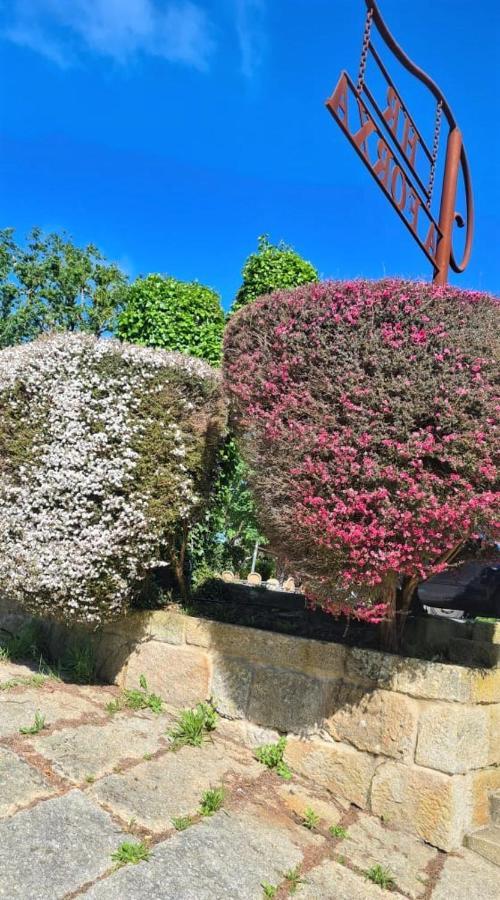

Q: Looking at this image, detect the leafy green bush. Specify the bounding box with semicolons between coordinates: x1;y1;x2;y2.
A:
118;274;225;366
231;235;318;313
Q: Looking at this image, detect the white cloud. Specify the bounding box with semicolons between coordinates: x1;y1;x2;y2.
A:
2;0;215;70
234;0;267;80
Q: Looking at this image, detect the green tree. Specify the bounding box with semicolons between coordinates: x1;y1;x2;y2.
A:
118;274;225;366
0;227;127;347
201;235;319;582
189;436;265;584
231;234;318;313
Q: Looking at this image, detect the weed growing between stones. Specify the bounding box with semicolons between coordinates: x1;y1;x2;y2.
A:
172;815;194;831
199;787;225;817
302;807;320;830
111;841;151;868
61;639;97;684
284;865;304;894
106;675;163;715
254;737;292;780
365;864;396;890
168;701;218;749
261;883;278;898
0;622;44;663
19;710;46;735
329;824;349;839
0;674;46;691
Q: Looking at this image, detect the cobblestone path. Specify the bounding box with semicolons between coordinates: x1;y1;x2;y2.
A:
1;660;498;899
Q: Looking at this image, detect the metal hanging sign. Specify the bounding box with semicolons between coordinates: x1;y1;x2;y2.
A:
326;0;473;284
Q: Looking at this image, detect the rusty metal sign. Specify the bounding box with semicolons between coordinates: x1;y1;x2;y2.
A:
326;0;473;284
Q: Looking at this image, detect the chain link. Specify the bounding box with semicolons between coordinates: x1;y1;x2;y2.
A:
426;100;442;209
357;8;374;93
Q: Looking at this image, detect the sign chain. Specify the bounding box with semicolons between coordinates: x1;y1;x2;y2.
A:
357;8;374;92
426;100;442;209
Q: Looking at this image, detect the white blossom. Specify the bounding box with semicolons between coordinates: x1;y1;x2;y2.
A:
0;333;226;625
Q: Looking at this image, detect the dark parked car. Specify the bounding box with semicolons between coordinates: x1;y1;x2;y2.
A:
417;559;500;620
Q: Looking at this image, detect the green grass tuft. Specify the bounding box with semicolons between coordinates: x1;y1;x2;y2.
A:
302;807;320;830
19;710;46;735
106;675;163;715
284;865;304;894
171;815;194;831
365;864;396;890
329;824;349;839
199;787;225;816
168;701;218;748
111;841;151;867
254;737;292;780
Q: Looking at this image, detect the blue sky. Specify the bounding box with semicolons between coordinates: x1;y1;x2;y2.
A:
1;0;499;309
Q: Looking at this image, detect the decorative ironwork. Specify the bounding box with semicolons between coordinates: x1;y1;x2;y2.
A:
325;0;474;284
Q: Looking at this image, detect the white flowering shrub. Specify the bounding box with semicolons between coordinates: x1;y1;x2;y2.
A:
0;333;227;625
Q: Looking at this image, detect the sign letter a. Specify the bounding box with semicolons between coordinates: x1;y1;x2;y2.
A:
326;73;349;129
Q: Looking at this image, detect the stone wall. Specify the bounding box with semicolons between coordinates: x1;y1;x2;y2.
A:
1;599;499;852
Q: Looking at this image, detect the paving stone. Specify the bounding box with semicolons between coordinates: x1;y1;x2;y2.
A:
339;811;436;898
31;710;172;781
0;686;101;738
299;859;389;899
277;782;345;826
0;661;40;685
431;847;500;900
83;806;307;899
0;747;54;817
89;738;262;832
0;790;124;899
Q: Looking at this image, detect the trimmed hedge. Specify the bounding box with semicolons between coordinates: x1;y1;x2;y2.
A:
118;274;225;366
224;279;499;623
0;333;226;625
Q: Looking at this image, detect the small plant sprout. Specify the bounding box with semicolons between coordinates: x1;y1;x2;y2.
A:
261;883;278;898
0;646;10;662
84;775;95;784
111;841;151;868
329;824;349;840
63;639;96;684
302;807;320;830
284;866;304;894
0;674;46;692
172;815;193;832
19;711;46;735
169;701;218;749
199;787;225;817
106;675;163;715
254;737;292;780
365;865;396;890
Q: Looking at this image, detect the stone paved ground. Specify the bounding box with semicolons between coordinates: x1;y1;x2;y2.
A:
1;661;499;900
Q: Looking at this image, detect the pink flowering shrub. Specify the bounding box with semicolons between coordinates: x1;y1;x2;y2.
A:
224;279;499;627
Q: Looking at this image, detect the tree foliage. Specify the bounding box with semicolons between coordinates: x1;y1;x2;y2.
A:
224;279;499;636
0;228;127;347
231;235;318;313
0;333;226;625
118;274;225;366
